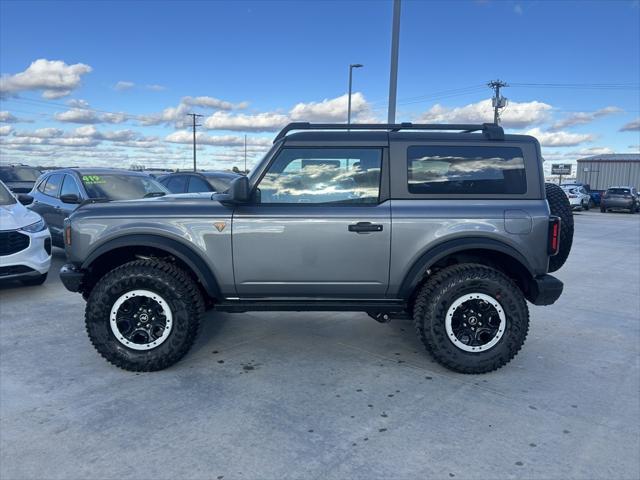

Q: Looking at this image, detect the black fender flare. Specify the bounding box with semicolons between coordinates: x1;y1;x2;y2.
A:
82;234;221;298
397;237;534;299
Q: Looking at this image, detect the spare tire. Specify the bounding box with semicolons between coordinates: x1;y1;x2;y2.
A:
545;183;573;272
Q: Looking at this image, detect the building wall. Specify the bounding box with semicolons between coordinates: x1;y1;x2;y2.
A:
576;161;640;190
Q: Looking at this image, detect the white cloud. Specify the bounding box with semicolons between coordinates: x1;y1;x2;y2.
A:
290;92;369;122
114;81;135;91
568;146;615;157
0;111;20;123
165;130;272;147
620;118;640;132
54;101;128;124
182;96;248;110
145;84;165;92
628;144;640;151
202;111;290;132
551;106;622;130
201;92;375;132
419;99;552;128
0;125;13;136
0;59;92;99
526;127;594;147
14;127;63;138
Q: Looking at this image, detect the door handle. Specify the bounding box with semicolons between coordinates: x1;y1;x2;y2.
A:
348;222;383;233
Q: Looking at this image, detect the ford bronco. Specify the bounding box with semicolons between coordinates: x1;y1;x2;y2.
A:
60;122;573;373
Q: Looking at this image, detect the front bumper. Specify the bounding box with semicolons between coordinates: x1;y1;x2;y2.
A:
0;229;51;281
60;263;85;292
527;274;564;306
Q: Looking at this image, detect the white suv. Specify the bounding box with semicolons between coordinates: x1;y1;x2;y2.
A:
562;185;591;211
0;180;51;286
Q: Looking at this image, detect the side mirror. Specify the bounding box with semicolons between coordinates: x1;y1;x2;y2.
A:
60;193;81;204
227;176;250;203
17;194;33;206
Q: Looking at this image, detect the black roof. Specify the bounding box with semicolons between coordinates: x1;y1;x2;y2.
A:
283;130;534;143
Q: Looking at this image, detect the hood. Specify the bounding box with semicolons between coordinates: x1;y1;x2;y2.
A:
70;193;232;220
0;201;43;230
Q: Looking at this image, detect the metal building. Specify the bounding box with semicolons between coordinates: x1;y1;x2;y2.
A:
576;154;640;191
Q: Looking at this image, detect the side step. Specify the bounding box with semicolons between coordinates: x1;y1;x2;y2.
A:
215;299;407;313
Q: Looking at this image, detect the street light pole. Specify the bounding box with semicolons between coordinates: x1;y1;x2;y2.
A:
347;63;363;125
387;0;401;123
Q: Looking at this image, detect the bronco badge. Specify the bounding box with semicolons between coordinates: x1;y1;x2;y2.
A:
213;221;226;232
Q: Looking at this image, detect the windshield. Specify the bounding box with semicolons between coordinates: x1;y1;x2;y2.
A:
81;174;168;200
0;181;17;205
0;167;41;182
607;188;630;195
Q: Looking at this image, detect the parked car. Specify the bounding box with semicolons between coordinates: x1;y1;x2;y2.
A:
561;185;590;211
0;165;42;194
562;182;599;206
0;180;51;286
28;168;168;247
158;171;240;194
600;186;638;213
60;122;571;374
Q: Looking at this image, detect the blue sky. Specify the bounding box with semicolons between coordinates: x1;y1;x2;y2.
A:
1;0;639;171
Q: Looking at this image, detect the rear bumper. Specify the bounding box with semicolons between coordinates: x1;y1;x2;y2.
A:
60;263;85;292
602;199;634;209
527;274;564;306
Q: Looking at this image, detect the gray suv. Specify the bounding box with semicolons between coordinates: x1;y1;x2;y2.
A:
60;123;572;374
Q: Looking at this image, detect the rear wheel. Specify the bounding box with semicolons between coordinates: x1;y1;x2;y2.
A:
85;260;204;371
545;183;574;272
413;264;529;374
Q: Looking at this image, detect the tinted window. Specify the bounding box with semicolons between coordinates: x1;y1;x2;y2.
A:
187;176;212;193
43;174;63;197
607;188;630;195
81;174;166;200
0;182;16;205
257;148;382;204
0;167;41;182
166;175;188;193
407;146;526;195
37;178;47;193
60;175;82;198
204;175;235;193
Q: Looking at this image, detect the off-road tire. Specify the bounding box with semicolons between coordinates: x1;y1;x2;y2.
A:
413;264;529;374
85;259;204;372
20;272;47;286
545;183;573;272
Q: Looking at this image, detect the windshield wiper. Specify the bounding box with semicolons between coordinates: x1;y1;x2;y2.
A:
144;192;166;198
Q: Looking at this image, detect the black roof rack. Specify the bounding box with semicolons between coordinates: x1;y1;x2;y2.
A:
274;122;504;143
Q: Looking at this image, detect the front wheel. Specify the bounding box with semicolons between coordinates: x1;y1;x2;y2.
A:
85;260;204;371
413;264;529;374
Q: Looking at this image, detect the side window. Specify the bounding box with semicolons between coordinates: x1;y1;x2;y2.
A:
407;146;527;195
60;175;81;198
187;176;212;193
166;175;188;193
37;178;47;193
43;173;63;198
256;148;382;204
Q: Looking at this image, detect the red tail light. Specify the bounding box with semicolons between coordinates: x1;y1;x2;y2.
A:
548;216;561;256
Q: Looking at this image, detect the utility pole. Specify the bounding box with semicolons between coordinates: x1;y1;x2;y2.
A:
387;0;401;124
488;79;508;124
187;113;203;171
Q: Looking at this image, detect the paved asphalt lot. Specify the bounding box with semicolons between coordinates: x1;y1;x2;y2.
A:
1;210;639;480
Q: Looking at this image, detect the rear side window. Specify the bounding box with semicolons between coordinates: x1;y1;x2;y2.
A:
43;173;63;197
407;146;527;195
166;175;188;193
187;176;212;193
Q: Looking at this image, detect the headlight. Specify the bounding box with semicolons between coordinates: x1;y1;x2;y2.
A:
20;218;47;233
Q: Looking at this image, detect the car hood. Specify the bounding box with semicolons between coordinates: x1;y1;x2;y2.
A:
70;193;232;220
0;201;43;230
